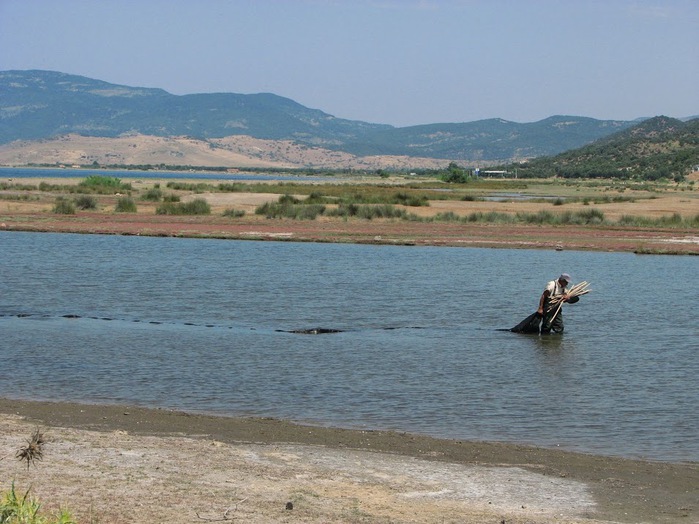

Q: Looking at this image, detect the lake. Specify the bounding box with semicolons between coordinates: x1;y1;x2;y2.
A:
1;231;697;463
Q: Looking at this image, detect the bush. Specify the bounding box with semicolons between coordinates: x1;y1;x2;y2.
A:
53;198;76;214
355;205;408;220
74;195;97;210
141;188;163;201
78;175;131;194
391;192;429;207
115;196;137;213
326;203;359;217
156;198;211;215
223;208;245;218
79;175;122;188
255;201;325;219
575;208;605;224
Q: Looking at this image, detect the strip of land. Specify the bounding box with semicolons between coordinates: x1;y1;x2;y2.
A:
1;399;697;524
1;175;698;254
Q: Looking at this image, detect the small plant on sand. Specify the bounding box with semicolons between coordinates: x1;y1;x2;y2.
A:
115;197;137;213
52;198;76;214
0;483;75;524
16;429;45;469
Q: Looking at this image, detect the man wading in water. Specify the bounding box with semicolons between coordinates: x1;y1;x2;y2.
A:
538;273;577;334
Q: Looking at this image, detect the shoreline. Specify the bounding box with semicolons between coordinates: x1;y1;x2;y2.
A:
1;398;697;523
2;214;698;256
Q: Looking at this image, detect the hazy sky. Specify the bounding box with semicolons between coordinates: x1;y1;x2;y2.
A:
1;0;697;127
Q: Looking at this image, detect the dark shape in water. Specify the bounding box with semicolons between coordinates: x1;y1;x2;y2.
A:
508;311;543;334
281;327;344;335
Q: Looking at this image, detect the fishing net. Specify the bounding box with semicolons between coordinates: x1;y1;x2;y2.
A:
509;311;542;334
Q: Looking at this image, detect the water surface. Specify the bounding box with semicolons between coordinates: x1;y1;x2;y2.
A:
1;231;697;462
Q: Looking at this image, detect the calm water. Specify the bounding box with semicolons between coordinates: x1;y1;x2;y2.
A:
0;166;322;182
1;231;697;463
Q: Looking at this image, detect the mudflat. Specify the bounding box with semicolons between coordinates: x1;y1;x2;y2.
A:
1;399;697;523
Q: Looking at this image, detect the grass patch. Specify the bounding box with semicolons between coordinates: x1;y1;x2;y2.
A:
156;198;211;215
114;196;137;213
140;188;163;201
74;195;98;210
52;198;76;214
78;175;132;194
255;197;326;219
222;208;245;218
1;483;75;524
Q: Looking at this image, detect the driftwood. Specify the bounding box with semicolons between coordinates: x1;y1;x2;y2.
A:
547;281;591;323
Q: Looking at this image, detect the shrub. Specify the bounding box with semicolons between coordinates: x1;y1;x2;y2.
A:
305;191;331;204
141;188;163;201
74;195;97;210
391;192;429;207
78;175;131;194
460;195;481;201
355;205;408;220
115;196;137;213
326;203;360;217
433;211;461;222
223;208;245;218
163;194;180;202
575;208;605;224
156;198;211;215
53;198;76;214
255;201;324;219
278;194;301;205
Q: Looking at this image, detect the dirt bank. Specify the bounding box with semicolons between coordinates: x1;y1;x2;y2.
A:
1;399;696;523
1;211;698;255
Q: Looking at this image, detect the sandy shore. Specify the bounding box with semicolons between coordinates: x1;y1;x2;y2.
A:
1;399;696;523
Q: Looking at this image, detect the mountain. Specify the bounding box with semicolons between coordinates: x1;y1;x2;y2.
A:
0;69;655;163
503;116;699;181
0;70;389;145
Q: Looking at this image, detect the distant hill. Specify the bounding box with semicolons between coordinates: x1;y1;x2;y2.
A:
343;117;634;160
502;116;699;181
0;70;388;145
0;69;666;163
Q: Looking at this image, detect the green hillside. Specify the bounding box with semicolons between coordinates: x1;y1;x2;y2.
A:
503;116;699;181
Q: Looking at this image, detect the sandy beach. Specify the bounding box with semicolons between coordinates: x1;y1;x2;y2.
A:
1;399;697;523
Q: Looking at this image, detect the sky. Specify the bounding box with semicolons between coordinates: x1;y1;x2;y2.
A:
1;0;697;127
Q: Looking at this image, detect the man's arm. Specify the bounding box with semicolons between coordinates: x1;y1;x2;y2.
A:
537;289;549;315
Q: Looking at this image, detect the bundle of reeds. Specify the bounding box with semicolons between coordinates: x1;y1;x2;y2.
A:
547;281;591;321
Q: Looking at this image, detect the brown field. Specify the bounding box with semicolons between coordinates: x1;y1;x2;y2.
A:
1;174;698;254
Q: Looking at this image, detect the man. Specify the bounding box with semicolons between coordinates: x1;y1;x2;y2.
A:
537;273;576;334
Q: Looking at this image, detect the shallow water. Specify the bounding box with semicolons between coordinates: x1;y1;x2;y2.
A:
1;231;697;462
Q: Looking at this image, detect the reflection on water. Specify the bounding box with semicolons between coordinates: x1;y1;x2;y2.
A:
1;231;698;463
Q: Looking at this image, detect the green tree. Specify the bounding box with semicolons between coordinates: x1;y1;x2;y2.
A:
440;162;470;183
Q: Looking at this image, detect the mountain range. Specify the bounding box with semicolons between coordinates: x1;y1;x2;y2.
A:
0;70;654;165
